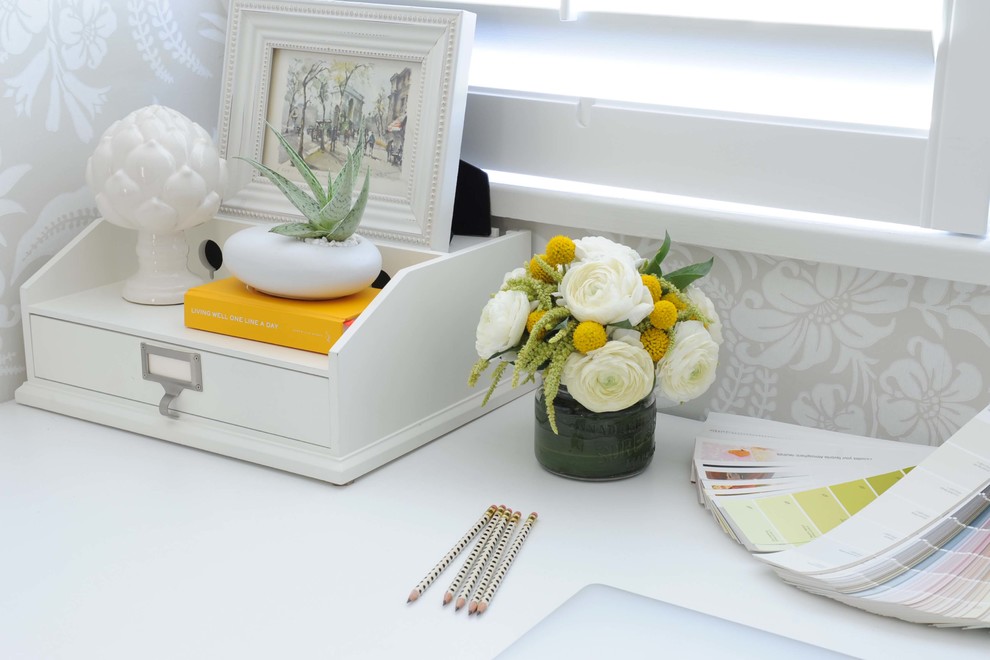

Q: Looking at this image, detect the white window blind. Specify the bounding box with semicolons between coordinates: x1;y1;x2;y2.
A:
376;0;990;241
922;0;990;234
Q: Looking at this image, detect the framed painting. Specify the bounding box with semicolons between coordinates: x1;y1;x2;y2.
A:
218;1;475;251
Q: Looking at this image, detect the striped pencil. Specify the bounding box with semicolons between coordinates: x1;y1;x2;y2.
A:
469;510;521;614
407;505;497;603
442;505;507;606
475;512;538;615
454;507;513;611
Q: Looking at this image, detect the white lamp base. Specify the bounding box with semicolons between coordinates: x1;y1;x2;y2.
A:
123;230;203;305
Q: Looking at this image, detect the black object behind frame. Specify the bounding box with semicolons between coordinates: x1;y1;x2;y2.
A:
450;160;492;239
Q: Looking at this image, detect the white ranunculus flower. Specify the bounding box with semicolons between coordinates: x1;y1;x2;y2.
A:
500;266;528;288
561;340;655;412
610;328;641;346
657;320;720;403
475;290;531;358
684;285;723;344
573;236;646;268
559;256;653;326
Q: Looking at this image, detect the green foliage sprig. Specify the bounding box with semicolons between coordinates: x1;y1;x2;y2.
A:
642;232;714;291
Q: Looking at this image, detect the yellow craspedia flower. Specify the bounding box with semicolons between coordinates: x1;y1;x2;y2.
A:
545;235;576;266
572;321;607;354
529;254;555;282
641;327;670;363
649;300;678;330
642;274;663;302
662;292;687;311
527;309;546;335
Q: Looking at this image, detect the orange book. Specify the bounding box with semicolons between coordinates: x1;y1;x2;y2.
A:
184;277;380;353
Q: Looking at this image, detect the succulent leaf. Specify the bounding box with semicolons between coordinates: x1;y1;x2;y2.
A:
268;223;333;239
316;174;354;228
331;146;362;203
239;128;369;241
318;150;360;230
235;155;321;222
264;121;327;206
323;167;370;241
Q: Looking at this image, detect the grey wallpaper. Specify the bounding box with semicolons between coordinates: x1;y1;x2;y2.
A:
0;0;226;401
2;2;987;447
507;221;990;447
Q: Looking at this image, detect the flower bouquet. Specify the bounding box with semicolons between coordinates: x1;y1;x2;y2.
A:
469;234;722;442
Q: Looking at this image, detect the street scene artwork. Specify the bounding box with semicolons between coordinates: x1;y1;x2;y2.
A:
264;48;419;199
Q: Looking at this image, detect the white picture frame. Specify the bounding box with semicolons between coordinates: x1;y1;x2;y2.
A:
217;0;475;251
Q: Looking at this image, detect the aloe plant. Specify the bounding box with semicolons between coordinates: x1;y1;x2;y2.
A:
237;122;370;241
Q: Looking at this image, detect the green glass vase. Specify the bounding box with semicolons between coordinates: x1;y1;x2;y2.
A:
534;386;656;481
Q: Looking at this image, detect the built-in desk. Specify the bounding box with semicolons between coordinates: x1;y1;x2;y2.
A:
0;398;986;659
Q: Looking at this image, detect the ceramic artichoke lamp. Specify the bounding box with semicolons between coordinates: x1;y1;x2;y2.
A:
85;105;227;305
222;122;381;300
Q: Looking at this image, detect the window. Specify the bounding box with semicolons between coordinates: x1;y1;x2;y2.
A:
378;1;990;283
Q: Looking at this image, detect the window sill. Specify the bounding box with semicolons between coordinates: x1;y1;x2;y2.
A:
487;171;990;286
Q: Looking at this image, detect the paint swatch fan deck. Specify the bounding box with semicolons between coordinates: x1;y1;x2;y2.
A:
694;409;990;628
693;414;935;553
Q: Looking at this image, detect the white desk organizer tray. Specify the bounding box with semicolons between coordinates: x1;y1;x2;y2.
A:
15;218;532;484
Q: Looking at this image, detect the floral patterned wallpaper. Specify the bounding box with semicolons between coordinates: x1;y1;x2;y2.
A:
0;0;226;401
2;2;987;447
508;221;990;446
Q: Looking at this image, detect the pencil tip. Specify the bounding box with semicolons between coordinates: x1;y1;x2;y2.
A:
442;593;452;606
468;602;478;614
455;597;466;610
476;602;488;615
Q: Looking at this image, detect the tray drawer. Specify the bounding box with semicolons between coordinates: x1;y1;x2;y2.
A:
17;221;533;483
30;315;331;448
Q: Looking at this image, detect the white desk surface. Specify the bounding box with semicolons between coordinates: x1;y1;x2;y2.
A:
1;397;986;659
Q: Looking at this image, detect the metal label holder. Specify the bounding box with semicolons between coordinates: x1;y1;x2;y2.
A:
140;343;203;418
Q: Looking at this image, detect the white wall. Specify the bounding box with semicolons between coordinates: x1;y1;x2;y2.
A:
2;1;987;447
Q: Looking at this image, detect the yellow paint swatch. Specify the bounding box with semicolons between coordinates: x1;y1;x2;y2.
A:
756;494;820;544
793;487;849;534
867;469;907;496
829;479;878;516
720;500;782;546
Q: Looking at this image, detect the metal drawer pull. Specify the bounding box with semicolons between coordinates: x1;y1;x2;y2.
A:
140;343;203;418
